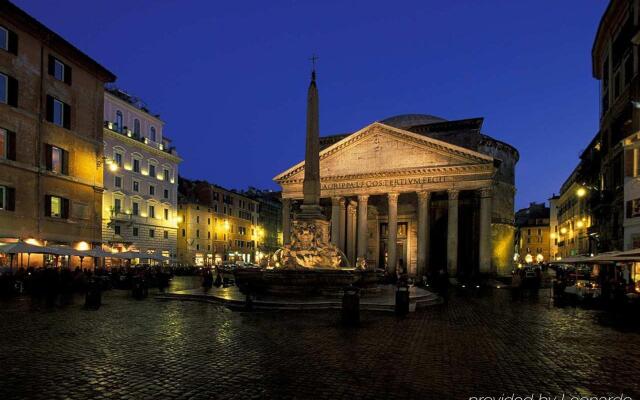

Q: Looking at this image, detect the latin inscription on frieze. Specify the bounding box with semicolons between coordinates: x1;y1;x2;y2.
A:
321;176;451;190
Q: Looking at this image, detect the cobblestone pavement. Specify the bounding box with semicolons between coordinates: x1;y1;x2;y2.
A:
1;277;640;400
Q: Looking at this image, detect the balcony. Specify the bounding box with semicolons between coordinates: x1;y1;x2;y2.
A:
103;121;178;156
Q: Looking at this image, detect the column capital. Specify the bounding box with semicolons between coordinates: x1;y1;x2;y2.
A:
357;194;369;204
479;187;493;198
448;189;460;200
417;190;431;202
348;200;358;214
331;196;343;206
387;192;400;204
282;197;292;205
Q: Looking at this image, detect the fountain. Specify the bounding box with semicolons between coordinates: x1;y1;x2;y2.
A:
234;68;379;295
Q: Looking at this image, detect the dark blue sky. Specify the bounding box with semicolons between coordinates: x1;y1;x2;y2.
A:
17;0;608;209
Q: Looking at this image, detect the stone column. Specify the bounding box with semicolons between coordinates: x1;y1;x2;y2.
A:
338;198;346;252
357;195;369;262
347;200;357;265
387;192;399;275
417;191;431;280
479;187;492;274
282;198;291;245
447;189;459;277
331;197;342;246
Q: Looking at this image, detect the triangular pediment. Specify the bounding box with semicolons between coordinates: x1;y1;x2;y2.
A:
274;122;494;183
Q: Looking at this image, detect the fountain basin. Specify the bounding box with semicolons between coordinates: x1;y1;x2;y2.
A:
234;267;381;296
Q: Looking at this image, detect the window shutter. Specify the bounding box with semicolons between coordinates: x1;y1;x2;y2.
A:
47;55;55;76
62;149;69;175
6;130;16;161
62;198;70;219
64;65;72;85
7;30;17;55
5;187;15;211
63;103;71;129
45;144;52;171
45;95;54;122
7;76;17;107
625;149;634;177
44;195;51;217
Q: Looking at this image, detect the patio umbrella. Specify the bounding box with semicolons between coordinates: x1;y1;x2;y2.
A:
0;242;51;272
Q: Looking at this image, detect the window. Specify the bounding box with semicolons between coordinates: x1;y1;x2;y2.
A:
164;169;170;181
149;164;156;177
46;96;70;129
0;185;15;211
196;229;200;238
48;55;71;84
114;152;123;167
133;181;139;192
45;145;68;175
164;208;169;220
148;205;155;218
0;72;17;107
114;198;121;212
207;231;211;239
0;128;14;160
114;225;121;235
115;111;123;132
133;202;139;216
133;158;140;173
133;227;139;236
208;218;211;225
149;185;155;196
0;27;7;51
114;176;122;188
134;119;140;136
163;189;169;199
182;229;185;237
149;229;155;238
150;126;156;142
46;195;68;219
164;230;168;239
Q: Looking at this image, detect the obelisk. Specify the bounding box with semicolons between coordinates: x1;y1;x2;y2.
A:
297;68;325;221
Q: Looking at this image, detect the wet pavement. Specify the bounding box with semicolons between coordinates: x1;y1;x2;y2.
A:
1;276;639;400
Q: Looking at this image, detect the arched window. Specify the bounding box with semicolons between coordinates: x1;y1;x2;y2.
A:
150;126;156;142
134;119;141;136
115;111;123;132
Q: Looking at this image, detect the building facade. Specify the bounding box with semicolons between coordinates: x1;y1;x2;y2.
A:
514;202;551;265
240;187;283;254
588;0;640;252
101;89;181;261
177;178;260;266
276;113;519;278
556;166;593;258
549;194;560;260
0;2;115;266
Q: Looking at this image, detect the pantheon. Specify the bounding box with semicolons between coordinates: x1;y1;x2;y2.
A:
275;113;518;278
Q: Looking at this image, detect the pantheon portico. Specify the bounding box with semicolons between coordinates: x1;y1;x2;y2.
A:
275;114;518;278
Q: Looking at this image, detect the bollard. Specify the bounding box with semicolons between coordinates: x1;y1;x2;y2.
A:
342;286;360;326
395;285;410;316
84;279;102;310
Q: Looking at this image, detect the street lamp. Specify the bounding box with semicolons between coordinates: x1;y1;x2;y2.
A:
576;187;587;198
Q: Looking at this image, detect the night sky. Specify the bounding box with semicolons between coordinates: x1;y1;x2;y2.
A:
16;1;608;209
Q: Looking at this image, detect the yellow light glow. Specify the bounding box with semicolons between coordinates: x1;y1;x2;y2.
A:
24;238;41;246
525;254;533;264
124;164;132;171
550;233;557;239
141;170;149;176
157;174;164;180
560;227;567;235
140;212;148;218
576;187;587;198
176;216;183;223
75;241;90;251
536;254;544;263
109;163;118;172
576;220;584;228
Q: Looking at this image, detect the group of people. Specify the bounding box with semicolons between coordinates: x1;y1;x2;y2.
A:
0;265;174;304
